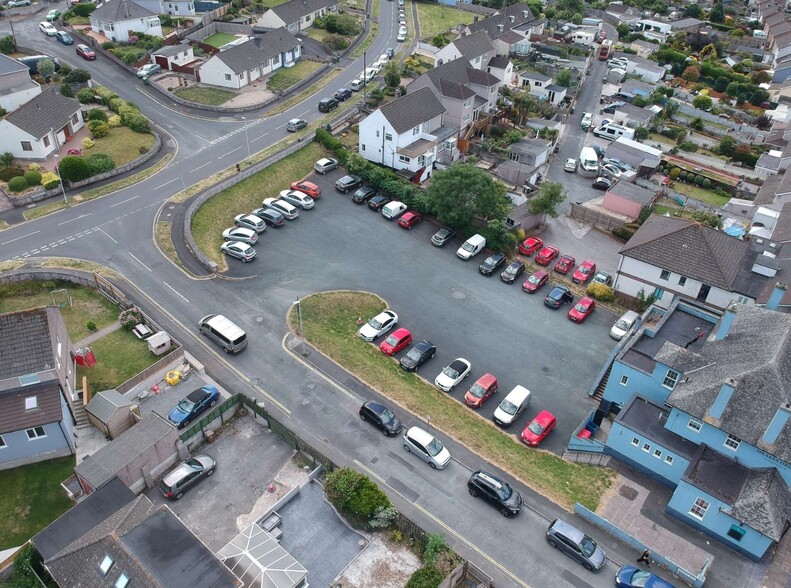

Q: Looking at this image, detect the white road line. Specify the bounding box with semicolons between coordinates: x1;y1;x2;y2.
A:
1;230;40;245
128;252;152;271
219;146;241;158
189;162;211;173
97;228;118;244
275;123;286;130
57;214;92;226
250;132;269;144
163;281;189;302
299;109;311;117
195;134;209;143
110;194;141;207
154;178;179;190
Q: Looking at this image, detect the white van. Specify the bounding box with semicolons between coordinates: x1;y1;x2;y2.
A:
593;122;635;141
610;310;640;340
350;78;364;91
579;147;599;173
365;67;377;80
456;234;486;260
493;385;532;427
381;201;407;220
199;314;248;353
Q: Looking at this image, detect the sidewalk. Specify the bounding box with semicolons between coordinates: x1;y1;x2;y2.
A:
763;531;791;588
73;321;122;348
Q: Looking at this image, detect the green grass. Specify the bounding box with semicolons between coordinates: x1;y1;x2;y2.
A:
0;282;119;342
263;0;291;7
173;86;236;106
266;61;323;92
306;27;331;43
671;182;731;207
202;32;239;48
289;292;614;510
372;0;381;17
0;457;76;549
351;23;378;59
64;15;90;24
191;142;325;265
416;3;476;40
93;127;156;167
77;328;164;391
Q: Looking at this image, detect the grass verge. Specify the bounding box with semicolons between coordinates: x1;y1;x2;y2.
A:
352;23;378;59
372;0;381;17
671;182;730;207
92;128;156;166
0;456;75;549
288;291;614;510
266;68;343;116
202;32;239;48
0;220;10;231
77;328;164;390
173;86;236;106
415;3;476;39
154;221;188;273
266;61;323;92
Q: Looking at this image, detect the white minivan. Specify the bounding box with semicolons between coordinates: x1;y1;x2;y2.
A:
381;201;407;220
492;385;532;427
456;234;486;260
610;310;640;340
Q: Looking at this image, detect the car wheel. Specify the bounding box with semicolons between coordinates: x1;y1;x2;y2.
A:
382;428;390;436
222;250;228;255
547;538;558;548
468;487;478;497
175;491;183;499
499;508;511;517
582;562;593;571
206;468;214;477
403;444;411;453
183;419;190;427
429;462;437;469
223;347;231;354
210;400;217;407
360;413;366;421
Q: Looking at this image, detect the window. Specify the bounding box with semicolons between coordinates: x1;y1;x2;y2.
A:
26;427;46;440
664;455;674;465
463;113;471;122
71;113;79;124
385;133;392;141
464;98;472;107
418;155;425;167
422;121;431;132
737;296;749;304
224;74;231;81
398;155;410;163
115;572;130;588
724;434;741;451
509;152;520;162
653;288;665;299
376;130;380;138
678;276;687;286
412;126;420;136
653;449;662;459
631;437;639;447
727;525;746;541
662;369;679;390
21;141;32;152
25;396;37;410
660;269;671;281
687;418;702;432
43;135;50;148
620;375;629;386
361;144;365;151
642;443;651;452
99;555;114;575
689;497;709;520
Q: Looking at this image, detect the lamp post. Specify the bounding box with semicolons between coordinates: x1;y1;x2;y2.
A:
294;298;304;339
52;153;67;205
239;115;250;159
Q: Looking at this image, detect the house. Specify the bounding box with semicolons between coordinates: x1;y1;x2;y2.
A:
134;0;195;15
199;28;301;90
670;17;705;33
433;30;495;68
0;88;85;160
605;137;662;175
518;70;551;97
635;19;672;42
85;389;136;439
612;102;656;128
605;2;641;25
612;52;666;84
460;3;542;57
358;86;454;182
256;0;338;33
151;43;196;70
630;39;657;59
618;78;655;102
90;0;162;43
0;307;76;470
602;181;658;220
0;54;41;113
485;55;513;86
507;137;552;167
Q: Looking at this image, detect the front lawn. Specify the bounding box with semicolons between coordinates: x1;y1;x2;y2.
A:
0;456;76;549
306;27;331;43
77;328;166;392
416;3;476;40
288;291;614;510
263;0;291;6
173;86;236;106
202;32;239;48
266;61;323;92
671;182;731;207
92;127;156;167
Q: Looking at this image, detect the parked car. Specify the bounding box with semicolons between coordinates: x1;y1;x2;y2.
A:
592;176;613;191
398;211;422;229
464;373;498;408
479;252;506;276
136;63;161;78
251;207;286;227
277;190;314;210
554;254;576;275
403;426;451;469
55;31;73;45
220;241;256;262
615;565;675;588
367;195;391;211
546;519;606;572
602;100;626;114
601;163;622;179
591;145;606;159
467;470;522;517
380;327;412;356
75;43;95;60
290;180;321;198
493;385;531;427
544;285;573;308
500;260;525;284
431;228;454;247
335;175;363;193
234;213;266;233
46;8;61;20
580;112;593;130
610;310;639;341
386;47;395;58
520;410;557;447
39;22;57;36
522;269;549;293
400;339;436;371
572;260;597;284
8;0;31;6
222;227;257;245
314;157;339;174
167;386;220;428
568;296;596;323
603;158;632;171
434;358;472;392
285;118;307;132
517;236;543;256
359;401;402;436
564;158;578;172
381;200;407;220
359;310;398;341
335;87;352;101
261;197;299;219
159;455;215;500
535;246;560;266
592;270;612;286
351;186;376;204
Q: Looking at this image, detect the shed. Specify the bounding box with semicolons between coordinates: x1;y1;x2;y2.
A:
85;389;137;439
603;181;658;220
146;331;172;356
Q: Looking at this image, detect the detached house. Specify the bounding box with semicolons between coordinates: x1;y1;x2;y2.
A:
460;3;542;57
90;0;162;43
433;30;495;68
0;54;41;113
256;0;338;33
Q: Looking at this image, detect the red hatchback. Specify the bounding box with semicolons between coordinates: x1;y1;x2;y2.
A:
522;269;549;293
398;211;422;229
554;255;576;275
290;180;321;198
76;44;96;60
520;410;557;447
464;373;498;408
568;297;596;323
572;260;597;284
380;328;412;355
518;236;543;256
535;246;560;266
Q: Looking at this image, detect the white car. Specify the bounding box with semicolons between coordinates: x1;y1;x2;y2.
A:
262;197;299;220
314;157;339;174
601;163;623;179
234;213;266;233
220;241;256;262
278;189;314;210
564;158;577;172
222;226;258;245
397;31;407;42
359;310;398;341
434;358;471;392
39;22;58;36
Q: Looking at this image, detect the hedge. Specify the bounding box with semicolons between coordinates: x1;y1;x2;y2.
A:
7;176;29;192
404;566;443;588
58;156;91;182
23;170;41;186
324;467;391;527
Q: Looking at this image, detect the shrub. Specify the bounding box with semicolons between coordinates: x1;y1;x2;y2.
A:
0;34;15;55
702;178;712;189
73;2;96;16
82;137;95;149
60;83;74;98
139;145;149;154
424;533;448;567
87;321;97;332
694;175;705;186
404;567;443;588
88;120;110;138
669;167;681;180
678;140;698;152
324;467;392;526
23;170;41;185
7;176;29;192
77;88;97;103
41;172;60;190
88;108;108;122
107;114;122;127
123;110;150;132
27;163;40;172
612;226;636;241
58;156;91;182
86;153;115;175
323;33;349;51
0;166;24;181
678;171;689;181
107;97;124;113
65;68;91;84
119;307;143;329
0;151;15;168
587;282;614;301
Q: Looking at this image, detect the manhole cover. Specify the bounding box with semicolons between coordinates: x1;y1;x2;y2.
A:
450;288;466;300
619;486;638;501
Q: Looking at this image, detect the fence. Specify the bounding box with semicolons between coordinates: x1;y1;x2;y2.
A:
569;202;627;232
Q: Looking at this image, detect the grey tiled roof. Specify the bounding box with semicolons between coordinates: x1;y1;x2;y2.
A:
466;2;535;40
0;53;29;75
153;44;189;57
419;58;498;94
619;102;654;122
519;70;550;82
379;86;445;134
755;173;783;206
545;83;565;93
607;181;657;205
619;215;750;290
487;56;510;69
778;168;791;196
86;389;133;422
92;0;156;22
496;30;524;44
728;468;791;541
213;28;300;74
3;89;80;140
438;78;476;100
467;67;499;86
509;137;551;156
269;0;337;26
0;308;56;379
771;202;791;242
452;30;494;58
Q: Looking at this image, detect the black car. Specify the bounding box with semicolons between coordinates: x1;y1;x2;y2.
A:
400;339;437;371
352;186;377;203
544;285;574;308
500;260;525;284
592;177;613;191
335;175;363;193
431;228;454;247
591;145;606;159
359;401;402;436
335;87;352;101
467;470;522;517
251;207;286;227
368;195;391;211
479;252;506;276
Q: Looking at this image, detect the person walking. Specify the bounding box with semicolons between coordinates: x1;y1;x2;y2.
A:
637;549;651;567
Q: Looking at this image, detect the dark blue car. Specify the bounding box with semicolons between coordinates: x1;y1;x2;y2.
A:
615;565;675;588
167;386;219;428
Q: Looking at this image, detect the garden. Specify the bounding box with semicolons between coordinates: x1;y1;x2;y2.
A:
310;12;362;53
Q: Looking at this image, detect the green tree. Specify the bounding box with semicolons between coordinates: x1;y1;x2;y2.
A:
692;94;712;110
431;34;449;48
0;34;15;55
749;88;769;106
556;69;571;88
616;24;629;40
662;100;679;120
718;135;736;157
60;83;74;97
555;0;584;16
384;62;400;88
571;12;582;24
37;58;55;80
0;152;14;168
692;211;723;229
512;92;537;125
690;117;705;130
684;3;701;17
634;126;649;140
709;2;724;22
58;156;91;182
527;181;566;223
699;43;717;61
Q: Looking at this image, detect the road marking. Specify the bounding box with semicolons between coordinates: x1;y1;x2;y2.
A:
250;132;269;144
219;146;241;159
1;230;39;245
163;281;189;302
275;122;287;130
111;194;141;207
280;332;356;400
128;252;152;271
298;109;311;117
154;178;179;190
195;134;209;142
57;214;91;226
189;162;212;173
96;228;118;244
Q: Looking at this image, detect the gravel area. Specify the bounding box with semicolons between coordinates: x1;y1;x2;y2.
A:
336;533;421;588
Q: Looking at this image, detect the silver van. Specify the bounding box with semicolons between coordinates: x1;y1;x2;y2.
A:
199;314;248;353
610;310;639;340
492;385;531;427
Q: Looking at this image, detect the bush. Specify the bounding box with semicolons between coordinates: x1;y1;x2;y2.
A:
23;170;41;185
88;108;108;122
324;467;392;527
73;2;96;15
60;83;74;98
669;167;681;180
323;33;349;51
65;68;91;83
138;145;149;154
119;307;143;329
702;178;712;189
58;156;91;182
0;166;25;181
678;140;698;152
77;88;96;103
27;163;40;172
404;567;443;588
7;176;29;192
88;120;110;138
612;226;636;241
0;34;15;55
424;533;447;567
107;97;125;113
82;137;95;149
86;153;115;175
107;114;122;127
694;175;705;186
587;282;614;301
87;321;97;332
316;13;359;35
122;110;150;132
678;171;688;181
41;172;60;190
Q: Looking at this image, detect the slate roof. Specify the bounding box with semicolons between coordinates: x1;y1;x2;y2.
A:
0;384;62;434
466;2;535;40
86;389;133;422
546;83;565;93
437;78;476;100
0;53;29;75
671;17;704;30
509;137;551;156
153;44;190;57
619;102;654;122
771;202;791;242
268;0;337;26
617;395;698;459
379;86;445;134
451;30;494;58
0;308;56;380
91;0;156;22
3;88;80;139
619;215;750;290
728;468;791;541
212;28;300;74
487;56;510;69
519;70;550;82
466;67;499;86
620;78;655;96
754;173;783;206
778;168;791;196
496;30;526;44
607;181;657;205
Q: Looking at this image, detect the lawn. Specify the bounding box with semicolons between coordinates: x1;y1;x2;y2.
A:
0;456;76;549
173;86;236;106
671;182;731;207
266;61;323;92
191;141;325;265
306;27;331;43
416;3;476;40
263;0;291;7
0;281;118;342
92;127;156;167
288;291;614;510
202;32;239;48
77;328;165;392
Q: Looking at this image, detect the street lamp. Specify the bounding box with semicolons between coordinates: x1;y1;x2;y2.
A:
52;153;67;205
239;115;250;159
294;298;304;340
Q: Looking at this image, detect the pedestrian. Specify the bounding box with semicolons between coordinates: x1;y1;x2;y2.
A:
637;549;651;567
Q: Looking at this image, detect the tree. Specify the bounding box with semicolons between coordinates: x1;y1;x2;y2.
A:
0;152;14;168
556;69;571;88
616;24;630;40
431;34;449;48
682;66;700;82
384;62;400;88
555;0;584;16
756;114;771;130
37;58;55;80
692;211;723;229
690;117;705;131
698;43;717;61
749;88;769;106
714;76;730;92
634;126;649;140
0;35;15;55
58;156;91;182
662;100;679;120
684;4;702;17
571;12;582;24
718;136;736;157
512;92;537;126
527;181;566;223
709;2;724;23
692;94;712;110
60;83;74;97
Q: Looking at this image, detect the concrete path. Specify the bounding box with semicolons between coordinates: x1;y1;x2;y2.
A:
73;321;123;349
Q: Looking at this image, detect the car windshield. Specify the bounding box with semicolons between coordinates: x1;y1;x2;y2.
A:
176;399;195;413
444;366;460;379
186;458;203;471
574;302;588;312
615;318;630;330
462;242;475;252
580;536;598;558
368;317;383;329
468;383;485;398
496;483;513;501
628;570;651;587
385;334;398;345
426;438;444;457
580;266;590;274
406;347;422;360
379;408;395;425
550;289;562;299
500;400;517;415
527;275;541;284
528;420;545;435
506;265;518;275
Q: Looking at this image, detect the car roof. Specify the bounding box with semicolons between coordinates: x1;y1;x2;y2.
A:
531;269;548;278
406;426;435;445
389;327;410;338
376;310;396;320
364;400;387;414
450;358;469;369
551;285;570;293
473;470;505;489
549;519;585;542
162;462;195;485
475;373;497;386
488;252;505;260
186;387;211;402
504;385;531;402
533;410;555;422
414;339;433;351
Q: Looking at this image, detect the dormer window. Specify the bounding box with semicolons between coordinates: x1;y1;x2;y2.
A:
25;396;37;410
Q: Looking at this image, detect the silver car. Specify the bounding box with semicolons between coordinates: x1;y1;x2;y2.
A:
222;226;258;245
314;157;339;174
278;189;314;210
262;198;299;220
137;63;161;78
234;213;266;233
286;118;307;132
403;426;451;469
159;454;216;500
221;241;256;262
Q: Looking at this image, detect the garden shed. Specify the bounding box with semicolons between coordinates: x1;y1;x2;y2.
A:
85;389;137;439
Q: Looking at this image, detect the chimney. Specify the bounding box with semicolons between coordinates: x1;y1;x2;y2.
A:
766;282;787;311
509;15;515;22
708;379;736;421
522;9;529;17
762;403;791;446
497;24;504;32
714;302;738;340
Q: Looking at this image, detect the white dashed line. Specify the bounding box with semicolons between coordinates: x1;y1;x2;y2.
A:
163;281;189;303
1;231;40;245
128;252;152;271
111;194;141;207
189;162;211;173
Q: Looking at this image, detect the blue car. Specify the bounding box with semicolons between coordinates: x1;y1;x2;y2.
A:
616;565;675;588
167;386;219;428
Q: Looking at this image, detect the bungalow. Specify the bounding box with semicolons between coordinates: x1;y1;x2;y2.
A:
605;137;662;175
618;78;656;102
518;70;551;96
256;0;339;33
0;54;41;113
134;0;195;15
612;52;666;84
605;2;641;25
612;102;656;128
90;0;163;43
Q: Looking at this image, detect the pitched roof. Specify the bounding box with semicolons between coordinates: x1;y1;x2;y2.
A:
606;180;657;205
379;86;445;134
86;389;133;422
619;102;655;122
466;2;535;40
0;383;62;434
268;0;337;26
0;307;58;379
437;78;476;100
3;88;80;139
487;56;510;69
153;44;190;57
91;0;156;22
728;468;791;541
619;215;750;290
212;28;300;74
451;30;494;58
519;70;551;82
0;53;29;75
771;202;791;242
509;137;551;156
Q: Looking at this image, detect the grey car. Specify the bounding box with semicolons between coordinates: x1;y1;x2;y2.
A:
431;228;454;247
286;118;307;132
222;226;258;245
234;213;266;233
546;519;607;572
221;241;256;262
7;0;31;6
159;454;216;500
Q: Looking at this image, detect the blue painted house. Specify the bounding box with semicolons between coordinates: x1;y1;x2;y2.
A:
570;289;791;560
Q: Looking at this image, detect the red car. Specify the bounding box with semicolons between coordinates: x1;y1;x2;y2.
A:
75;44;96;60
572;260;597;284
464;373;498;408
520;410;557;446
535;246;560;266
522;269;548;293
517;236;543;256
290;180;321;198
398;211;422;229
554;255;576;275
379;328;412;356
568;297;596;323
